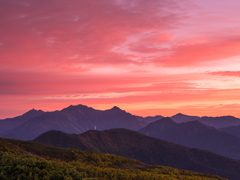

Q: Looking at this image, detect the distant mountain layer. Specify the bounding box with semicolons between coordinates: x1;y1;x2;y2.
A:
170;113;240;128
1;105;145;140
0;109;44;134
138;117;240;160
34;128;240;180
220;125;240;139
171;113;200;123
1;104;240;141
198;116;240;129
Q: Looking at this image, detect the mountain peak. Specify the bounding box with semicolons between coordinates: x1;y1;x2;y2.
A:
25;109;44;115
173;113;186;116
149;117;175;125
110;106;124;111
65;104;93;110
159;117;175;123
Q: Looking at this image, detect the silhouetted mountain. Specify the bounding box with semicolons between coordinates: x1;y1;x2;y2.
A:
171;113;200;123
34;128;240;180
134;115;163;124
138;117;240;160
220;125;240;139
198;116;240;129
0;109;44;134
2;104;145;140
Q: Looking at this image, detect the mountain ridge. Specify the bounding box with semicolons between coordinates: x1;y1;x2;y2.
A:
33;128;240;180
138;117;240;160
1;104;145;140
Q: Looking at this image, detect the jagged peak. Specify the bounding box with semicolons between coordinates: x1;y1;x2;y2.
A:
69;104;88;108
25;108;44;114
172;113;186;117
28;108;37;112
64;104;93;110
112;106;120;109
109;106;124;111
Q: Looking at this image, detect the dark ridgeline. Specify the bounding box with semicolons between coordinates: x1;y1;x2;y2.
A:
138;117;240;160
1;105;146;140
33;128;240;180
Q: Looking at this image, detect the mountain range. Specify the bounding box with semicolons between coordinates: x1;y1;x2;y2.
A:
1;105;146;140
170;113;240;128
2;104;240;179
138;118;240;160
2;104;240;141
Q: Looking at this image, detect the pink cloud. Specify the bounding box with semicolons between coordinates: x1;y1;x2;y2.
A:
1;0;240;118
208;71;240;77
0;0;189;70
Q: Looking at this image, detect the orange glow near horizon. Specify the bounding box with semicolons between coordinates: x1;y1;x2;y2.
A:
0;0;240;119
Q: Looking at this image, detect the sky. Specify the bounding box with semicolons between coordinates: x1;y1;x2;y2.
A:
1;0;240;119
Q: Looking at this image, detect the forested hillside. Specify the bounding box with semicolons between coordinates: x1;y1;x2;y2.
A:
0;137;227;180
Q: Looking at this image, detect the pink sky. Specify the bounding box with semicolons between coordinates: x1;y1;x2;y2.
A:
1;0;240;118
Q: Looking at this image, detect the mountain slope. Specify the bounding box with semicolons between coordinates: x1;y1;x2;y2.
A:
2;104;145;140
134;115;164;124
171;113;200;123
138;118;240;160
170;114;240;128
1;137;226;180
220;125;240;139
198;116;240;129
0;109;44;134
34;128;240;180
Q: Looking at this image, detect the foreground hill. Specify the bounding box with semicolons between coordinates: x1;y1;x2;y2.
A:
138;118;240;160
0;138;226;180
0;109;44;134
2;104;145;140
33;128;240;180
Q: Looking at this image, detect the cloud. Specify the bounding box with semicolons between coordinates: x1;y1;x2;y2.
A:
1;0;240;118
0;0;189;70
208;71;240;77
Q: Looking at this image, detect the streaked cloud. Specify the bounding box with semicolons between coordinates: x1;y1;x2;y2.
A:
0;0;240;118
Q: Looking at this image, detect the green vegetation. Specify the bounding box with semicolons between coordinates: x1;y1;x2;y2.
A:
32;129;240;180
0;138;227;180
